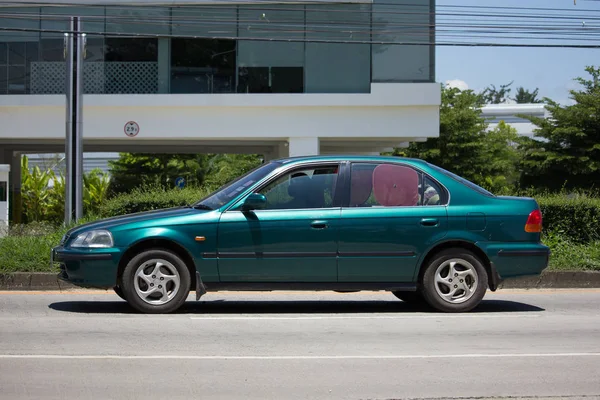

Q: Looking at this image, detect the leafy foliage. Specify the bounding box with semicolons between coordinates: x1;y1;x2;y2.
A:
513;87;542;104
479;81;513;104
536;193;600;244
20;156;111;223
99;185;211;217
519;66;600;191
108;153;262;194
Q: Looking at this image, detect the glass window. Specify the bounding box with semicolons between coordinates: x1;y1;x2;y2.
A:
422;175;444;206
428;163;494;197
40;6;106;39
258;165;339;210
100;38;158;94
170;38;236;94
349;163;421;207
105;6;170;35
305;4;371;93
195;162;282;210
1;41;38;95
0;7;40;43
237;5;305;93
371;0;433;82
171;6;236;37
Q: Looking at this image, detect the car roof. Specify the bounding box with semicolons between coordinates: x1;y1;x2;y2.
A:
275;155;429;167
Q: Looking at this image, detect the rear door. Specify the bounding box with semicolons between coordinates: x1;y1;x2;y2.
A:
337;162;448;282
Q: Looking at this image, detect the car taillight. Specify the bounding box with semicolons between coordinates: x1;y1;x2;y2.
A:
525;209;543;233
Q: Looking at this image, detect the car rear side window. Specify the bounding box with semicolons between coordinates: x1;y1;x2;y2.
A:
349;163;446;207
427;163;494;197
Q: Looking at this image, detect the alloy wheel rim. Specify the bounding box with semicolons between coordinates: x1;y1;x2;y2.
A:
434;258;478;304
133;259;181;305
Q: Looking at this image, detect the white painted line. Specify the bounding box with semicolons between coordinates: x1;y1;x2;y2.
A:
189;314;541;320
0;353;598;360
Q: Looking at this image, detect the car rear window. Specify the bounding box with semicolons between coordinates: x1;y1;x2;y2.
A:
427;163;495;197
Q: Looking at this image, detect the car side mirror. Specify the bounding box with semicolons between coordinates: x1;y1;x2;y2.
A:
242;193;267;211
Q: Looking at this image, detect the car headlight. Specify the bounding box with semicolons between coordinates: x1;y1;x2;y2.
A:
69;230;114;248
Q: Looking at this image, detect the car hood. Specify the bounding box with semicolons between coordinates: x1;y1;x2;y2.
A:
65;207;206;238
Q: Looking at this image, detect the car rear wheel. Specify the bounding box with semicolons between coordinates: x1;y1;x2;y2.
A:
421;248;488;313
121;249;191;314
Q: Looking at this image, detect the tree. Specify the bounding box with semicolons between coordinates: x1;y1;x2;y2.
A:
480;121;524;193
396;85;523;193
398;86;488;184
479;81;513;104
513;87;542;104
519;66;600;191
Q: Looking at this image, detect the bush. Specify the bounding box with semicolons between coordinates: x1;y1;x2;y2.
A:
534;193;600;243
100;185;211;217
0;216;99;273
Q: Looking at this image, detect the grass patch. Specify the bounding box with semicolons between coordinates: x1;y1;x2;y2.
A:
0;217;98;274
544;232;600;271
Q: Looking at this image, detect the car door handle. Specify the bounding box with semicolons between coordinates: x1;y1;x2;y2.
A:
311;220;329;229
420;218;439;227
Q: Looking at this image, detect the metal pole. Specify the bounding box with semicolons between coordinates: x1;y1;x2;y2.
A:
64;17;84;224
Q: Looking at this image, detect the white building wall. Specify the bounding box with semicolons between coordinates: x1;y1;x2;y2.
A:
0;83;441;152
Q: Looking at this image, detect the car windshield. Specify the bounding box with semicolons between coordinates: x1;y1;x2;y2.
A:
193;161;282;210
428;163;495;197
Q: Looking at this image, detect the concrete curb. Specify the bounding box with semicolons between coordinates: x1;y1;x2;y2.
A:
1;271;600;291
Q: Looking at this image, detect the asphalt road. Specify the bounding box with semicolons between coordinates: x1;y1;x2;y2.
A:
1;289;600;400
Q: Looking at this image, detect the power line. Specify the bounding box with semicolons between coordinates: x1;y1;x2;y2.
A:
2;26;600;48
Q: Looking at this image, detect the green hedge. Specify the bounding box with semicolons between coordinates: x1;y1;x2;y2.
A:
3;188;600;273
535;194;600;243
99;185;211;217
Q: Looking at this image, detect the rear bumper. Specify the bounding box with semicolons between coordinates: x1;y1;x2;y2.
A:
52;246;121;289
477;242;550;283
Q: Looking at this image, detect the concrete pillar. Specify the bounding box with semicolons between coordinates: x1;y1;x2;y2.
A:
157;38;170;94
288;137;319;157
10;152;22;224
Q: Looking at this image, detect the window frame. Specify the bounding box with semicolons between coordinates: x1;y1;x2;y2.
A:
225;161;345;212
341;161;450;209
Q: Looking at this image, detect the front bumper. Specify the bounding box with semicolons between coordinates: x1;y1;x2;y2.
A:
52;246;122;289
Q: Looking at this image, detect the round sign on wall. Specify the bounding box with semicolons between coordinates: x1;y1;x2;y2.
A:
124;121;140;137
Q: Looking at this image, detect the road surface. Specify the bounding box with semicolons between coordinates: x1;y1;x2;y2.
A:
1;289;600;399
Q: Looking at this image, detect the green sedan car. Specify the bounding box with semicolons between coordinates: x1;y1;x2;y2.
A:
52;155;549;313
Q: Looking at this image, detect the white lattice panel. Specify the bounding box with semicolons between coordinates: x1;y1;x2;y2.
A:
30;62;158;94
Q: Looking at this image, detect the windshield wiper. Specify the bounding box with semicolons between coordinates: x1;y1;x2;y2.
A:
192;204;213;210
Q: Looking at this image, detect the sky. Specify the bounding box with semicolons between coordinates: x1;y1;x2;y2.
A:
435;0;600;105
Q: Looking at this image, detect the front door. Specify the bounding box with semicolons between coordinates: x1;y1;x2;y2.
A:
217;163;342;282
338;162;448;282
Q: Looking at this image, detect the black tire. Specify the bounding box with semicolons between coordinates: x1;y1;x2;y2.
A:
392;291;425;305
113;285;126;301
121;249;191;314
420;248;488;313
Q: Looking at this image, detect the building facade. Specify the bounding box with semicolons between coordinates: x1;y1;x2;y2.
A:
0;0;439;158
0;0;439;220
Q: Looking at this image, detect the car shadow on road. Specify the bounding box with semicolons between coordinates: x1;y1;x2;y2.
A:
48;298;545;315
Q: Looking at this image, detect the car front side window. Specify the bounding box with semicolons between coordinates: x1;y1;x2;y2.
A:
258;165;339;210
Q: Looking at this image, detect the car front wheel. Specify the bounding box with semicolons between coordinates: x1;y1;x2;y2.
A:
421;249;488;313
121;249;191;314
